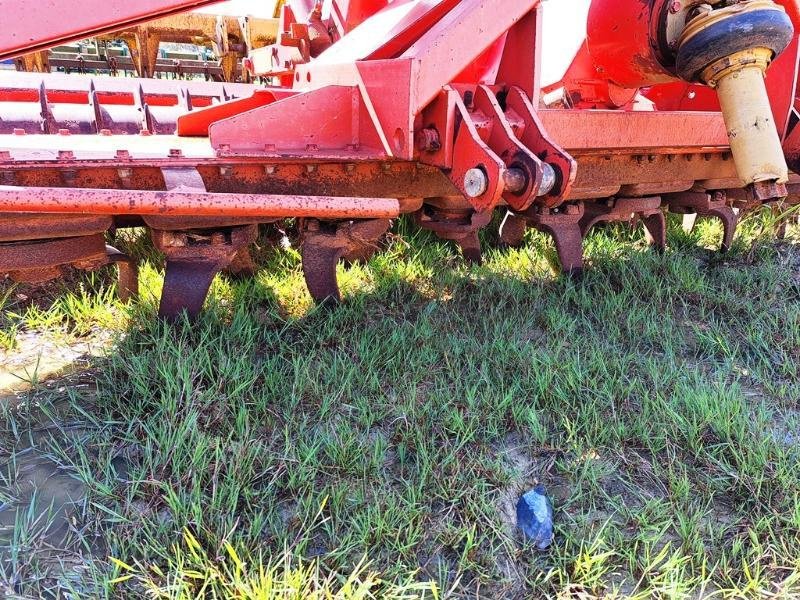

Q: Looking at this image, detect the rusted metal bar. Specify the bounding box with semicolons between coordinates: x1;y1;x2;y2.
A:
105;245;139;302
0;185;401;219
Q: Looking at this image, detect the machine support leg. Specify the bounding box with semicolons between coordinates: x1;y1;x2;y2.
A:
105;245;139;302
160;258;221;320
301;219;391;305
579;197;666;253
152;225;258;321
226;247;258;279
642;211;667;253
413;205;492;265
455;230;483;264
499;211;529;248
302;241;345;306
524;203;586;275
708;206;738;253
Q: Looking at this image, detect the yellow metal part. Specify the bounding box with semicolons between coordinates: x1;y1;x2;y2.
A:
701;48;789;185
100;13;278;81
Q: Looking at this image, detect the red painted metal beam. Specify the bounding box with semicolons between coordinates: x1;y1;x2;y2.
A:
539;110;730;154
0;0;225;60
0;185;401;219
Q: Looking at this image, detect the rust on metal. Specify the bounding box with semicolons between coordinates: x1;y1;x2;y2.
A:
414;204;493;264
0;232;138;300
517;203;587;275
665;191;739;252
580;197;667;253
300;218;391;304
153;224;258;320
0;0;799;320
0;185;402;219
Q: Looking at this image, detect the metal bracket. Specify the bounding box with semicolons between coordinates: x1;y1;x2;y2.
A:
448;90;507;212
472;85;542;212
424;85;576;214
153;225;259;320
300;218;392;305
414;206;493;264
507;203;586;275
504;86;577;206
581;196;666;252
665;191;738;252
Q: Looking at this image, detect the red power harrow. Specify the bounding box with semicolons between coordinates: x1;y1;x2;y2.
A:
1;0;799;320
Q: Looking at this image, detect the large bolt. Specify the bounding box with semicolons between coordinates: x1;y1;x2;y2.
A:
538;163;557;197
463;168;489;198
503;168;527;194
502;164;558;197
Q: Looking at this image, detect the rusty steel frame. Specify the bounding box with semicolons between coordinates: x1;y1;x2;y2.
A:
1;0;800;318
0;185;401;219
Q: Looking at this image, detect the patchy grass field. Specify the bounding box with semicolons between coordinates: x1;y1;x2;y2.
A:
1;211;799;599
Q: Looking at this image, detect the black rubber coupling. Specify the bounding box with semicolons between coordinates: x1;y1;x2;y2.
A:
676;6;794;82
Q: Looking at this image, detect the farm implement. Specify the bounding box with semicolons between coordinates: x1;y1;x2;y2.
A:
0;0;799;319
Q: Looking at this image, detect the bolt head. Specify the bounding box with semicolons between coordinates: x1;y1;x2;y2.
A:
538;163;557;197
463;168;488;198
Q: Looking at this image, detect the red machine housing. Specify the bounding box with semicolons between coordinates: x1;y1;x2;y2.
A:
0;0;799;319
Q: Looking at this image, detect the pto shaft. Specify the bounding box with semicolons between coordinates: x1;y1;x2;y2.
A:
711;52;787;186
675;0;794;199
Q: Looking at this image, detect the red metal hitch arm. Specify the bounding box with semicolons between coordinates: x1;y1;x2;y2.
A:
0;0;225;60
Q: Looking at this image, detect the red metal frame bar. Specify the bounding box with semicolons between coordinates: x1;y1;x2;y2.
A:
0;184;401;218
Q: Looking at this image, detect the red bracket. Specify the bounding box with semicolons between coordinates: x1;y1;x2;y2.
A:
448;91;506;212
472;85;542;212
420;84;576;214
504;86;576;207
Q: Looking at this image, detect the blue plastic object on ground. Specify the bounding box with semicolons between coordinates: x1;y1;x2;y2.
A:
516;484;554;550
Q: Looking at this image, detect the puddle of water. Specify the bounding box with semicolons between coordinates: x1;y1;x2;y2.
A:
0;453;87;547
0;330;112;394
0;374;107;594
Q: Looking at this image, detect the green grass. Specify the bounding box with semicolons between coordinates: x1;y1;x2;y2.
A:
1;211;799;598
